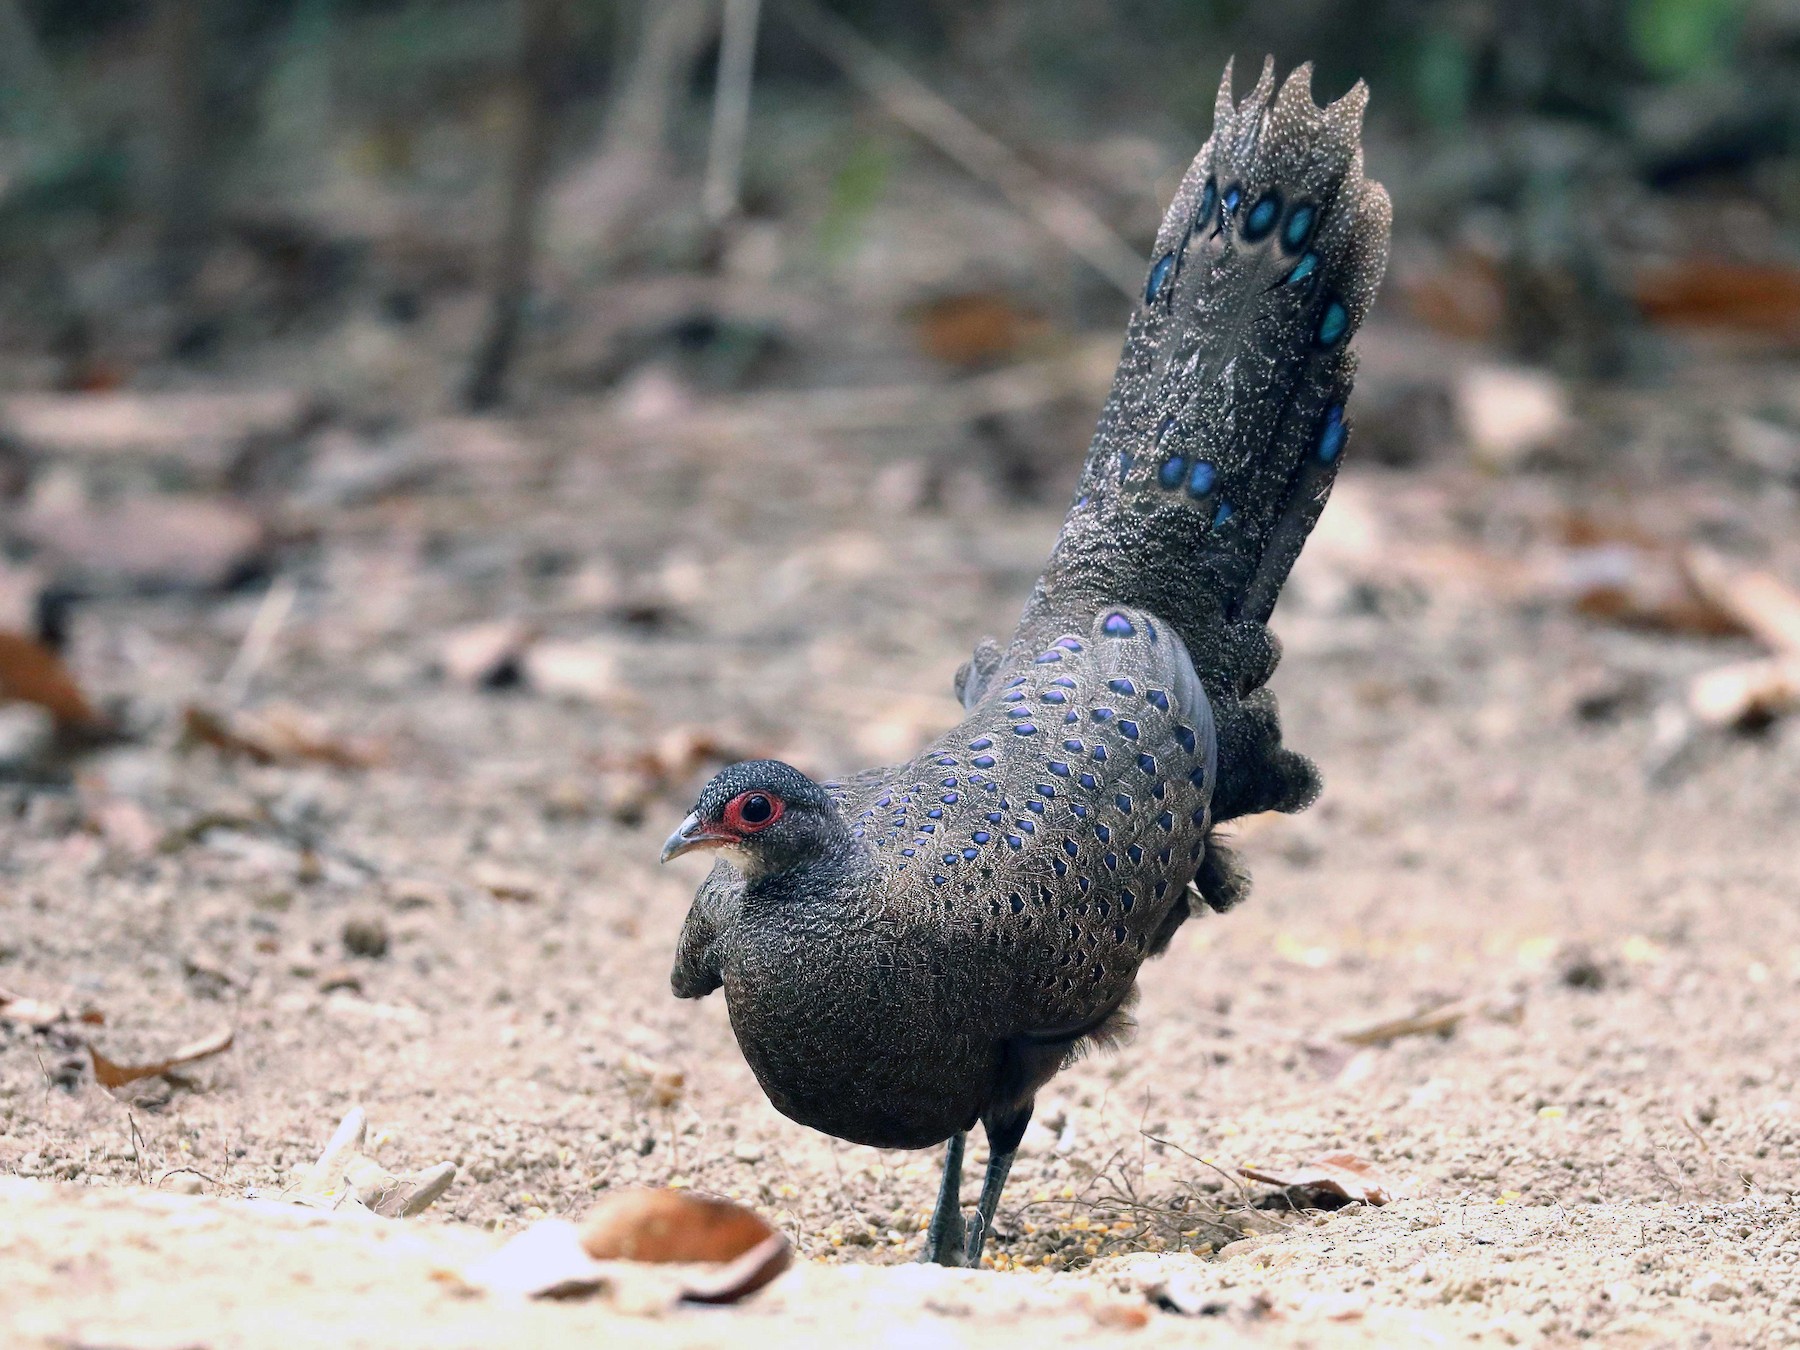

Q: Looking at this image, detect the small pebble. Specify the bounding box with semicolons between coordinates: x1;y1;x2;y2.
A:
342;915;390;960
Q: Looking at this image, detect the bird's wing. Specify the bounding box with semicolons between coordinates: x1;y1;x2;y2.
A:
851;605;1218;1034
670;859;741;999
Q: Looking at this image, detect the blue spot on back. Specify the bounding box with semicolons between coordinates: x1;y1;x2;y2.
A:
1197;179;1217;227
1158;457;1186;490
1186;461;1216;497
1108;678;1136;695
1244;192;1280;241
1212;500;1233;527
1283;203;1316;250
1102;612;1135;637
1287;253;1318;286
1319;405;1346;462
1319;298;1348;346
1223;185;1241;213
1145;251;1176;305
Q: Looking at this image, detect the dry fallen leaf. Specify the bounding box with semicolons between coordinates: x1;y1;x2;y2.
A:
616;1052;686;1110
1554;543;1743;638
594;727;756;825
20;494;268;593
580;1188;776;1264
281;1106;458;1218
89;1026;233;1089
1682;549;1800;657
908;290;1049;370
675;1232;792;1306
1636;259;1800;342
0;986;68;1029
1688;656;1800;730
457;1191;790;1307
181;704;380;769
0;389;309;477
1238;1152;1395;1208
457;1220;619;1301
439;619;537;688
0;630;103;730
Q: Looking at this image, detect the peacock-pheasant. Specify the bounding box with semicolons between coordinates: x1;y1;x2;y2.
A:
662;59;1391;1267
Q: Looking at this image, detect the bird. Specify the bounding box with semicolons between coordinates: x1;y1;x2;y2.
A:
660;58;1390;1268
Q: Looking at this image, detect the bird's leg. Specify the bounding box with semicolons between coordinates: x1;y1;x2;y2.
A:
963;1105;1032;1266
920;1130;968;1266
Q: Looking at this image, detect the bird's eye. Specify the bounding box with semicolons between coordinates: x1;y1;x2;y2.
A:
724;791;783;833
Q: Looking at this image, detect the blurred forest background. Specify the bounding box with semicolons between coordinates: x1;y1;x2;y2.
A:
0;0;1796;407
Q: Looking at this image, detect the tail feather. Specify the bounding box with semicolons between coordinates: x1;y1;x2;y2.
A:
1006;58;1390;822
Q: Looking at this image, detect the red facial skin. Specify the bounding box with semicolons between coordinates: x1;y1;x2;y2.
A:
720;791;784;838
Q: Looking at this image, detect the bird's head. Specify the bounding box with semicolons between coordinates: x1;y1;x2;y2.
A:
660;759;847;878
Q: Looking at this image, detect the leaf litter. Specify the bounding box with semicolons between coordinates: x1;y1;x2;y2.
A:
455;1188;790;1308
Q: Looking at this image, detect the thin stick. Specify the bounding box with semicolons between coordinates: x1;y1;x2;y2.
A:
775;0;1144;300
218;576;297;708
704;0;762;225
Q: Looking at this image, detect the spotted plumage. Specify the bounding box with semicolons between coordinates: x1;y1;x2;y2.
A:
663;59;1390;1267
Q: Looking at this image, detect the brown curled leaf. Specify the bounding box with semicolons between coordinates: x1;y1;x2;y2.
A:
90;1026;234;1089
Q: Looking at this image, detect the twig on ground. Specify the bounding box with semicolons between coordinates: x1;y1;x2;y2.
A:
218;576;296;708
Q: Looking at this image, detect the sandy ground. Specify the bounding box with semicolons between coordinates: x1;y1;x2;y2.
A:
4;338;1800;1346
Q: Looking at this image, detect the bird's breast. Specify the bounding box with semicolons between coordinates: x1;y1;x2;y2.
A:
719;919;998;1150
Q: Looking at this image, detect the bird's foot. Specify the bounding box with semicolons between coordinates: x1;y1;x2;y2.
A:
918;1219;966;1267
918;1213;991;1268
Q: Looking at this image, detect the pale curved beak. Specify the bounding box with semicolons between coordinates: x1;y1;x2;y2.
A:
660;811;731;863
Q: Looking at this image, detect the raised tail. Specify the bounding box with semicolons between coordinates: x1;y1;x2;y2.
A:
1001;58;1390;824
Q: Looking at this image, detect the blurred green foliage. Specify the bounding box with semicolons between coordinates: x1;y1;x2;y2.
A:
1626;0;1743;77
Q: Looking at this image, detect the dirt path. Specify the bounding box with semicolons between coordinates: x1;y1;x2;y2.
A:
4;361;1800;1344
